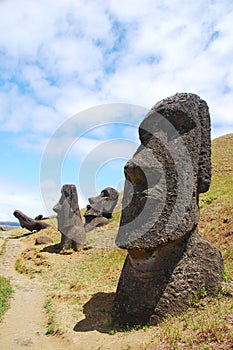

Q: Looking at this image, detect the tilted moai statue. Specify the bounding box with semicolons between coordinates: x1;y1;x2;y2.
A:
53;184;86;251
84;187;119;232
13;210;50;232
112;93;224;326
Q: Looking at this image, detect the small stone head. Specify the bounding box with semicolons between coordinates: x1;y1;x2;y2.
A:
84;187;119;219
116;93;211;249
53;184;80;233
53;184;79;216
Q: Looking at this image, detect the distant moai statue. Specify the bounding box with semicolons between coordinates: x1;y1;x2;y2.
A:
53;184;86;251
84;187;119;232
112;93;224;326
13;210;50;232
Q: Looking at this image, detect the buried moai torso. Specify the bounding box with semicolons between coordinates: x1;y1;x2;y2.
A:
84;187;119;232
53;184;86;251
112;93;224;326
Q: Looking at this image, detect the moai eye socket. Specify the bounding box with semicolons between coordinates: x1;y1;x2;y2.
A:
101;189;110;197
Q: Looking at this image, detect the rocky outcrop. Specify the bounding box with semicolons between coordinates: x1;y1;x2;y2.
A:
35;236;53;245
112;93;224;326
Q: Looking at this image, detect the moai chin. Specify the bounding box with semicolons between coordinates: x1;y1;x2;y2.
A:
53;184;86;251
112;93;224;326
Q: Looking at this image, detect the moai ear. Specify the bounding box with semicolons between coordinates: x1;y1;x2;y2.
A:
197;99;211;194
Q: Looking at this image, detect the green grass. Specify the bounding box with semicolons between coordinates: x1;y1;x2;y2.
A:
0;239;6;256
0;276;13;321
44;298;56;335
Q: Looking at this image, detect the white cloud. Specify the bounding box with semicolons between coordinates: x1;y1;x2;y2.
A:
0;177;45;221
1;0;233;221
0;0;233;138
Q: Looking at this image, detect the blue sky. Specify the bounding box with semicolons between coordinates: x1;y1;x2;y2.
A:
0;0;233;221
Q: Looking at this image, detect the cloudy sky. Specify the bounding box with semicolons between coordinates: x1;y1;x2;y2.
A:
0;0;233;221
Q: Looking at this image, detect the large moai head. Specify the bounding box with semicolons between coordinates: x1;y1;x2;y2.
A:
116;93;211;249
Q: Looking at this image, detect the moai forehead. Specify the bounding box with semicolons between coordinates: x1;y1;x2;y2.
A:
116;93;211;249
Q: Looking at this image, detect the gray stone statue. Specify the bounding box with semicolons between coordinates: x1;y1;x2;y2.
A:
84;187;119;232
112;93;224;326
13;210;50;232
53;184;86;251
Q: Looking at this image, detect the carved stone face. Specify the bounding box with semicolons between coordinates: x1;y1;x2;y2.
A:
84;187;119;219
116;93;211;250
53;184;80;230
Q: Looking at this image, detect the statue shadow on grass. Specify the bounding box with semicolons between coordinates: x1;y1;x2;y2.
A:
7;231;34;239
73;292;116;333
40;243;62;253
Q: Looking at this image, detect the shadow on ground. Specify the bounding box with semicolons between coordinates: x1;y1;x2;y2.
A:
73;292;116;333
7;231;33;239
40;244;62;253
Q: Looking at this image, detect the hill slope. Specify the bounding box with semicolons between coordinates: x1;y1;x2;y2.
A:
1;133;233;350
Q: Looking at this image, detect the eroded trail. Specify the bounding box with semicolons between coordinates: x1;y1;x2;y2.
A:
0;237;70;350
0;234;155;350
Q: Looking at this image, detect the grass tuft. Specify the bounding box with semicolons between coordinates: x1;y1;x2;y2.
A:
0;276;13;321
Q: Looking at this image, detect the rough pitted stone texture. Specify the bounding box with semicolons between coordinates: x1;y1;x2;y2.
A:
84;215;109;232
84;187;119;232
53;184;86;251
112;93;224;326
13;210;50;232
35;236;53;245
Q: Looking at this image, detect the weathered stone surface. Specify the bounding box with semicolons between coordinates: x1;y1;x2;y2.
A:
84;187;119;232
35;236;53;245
53;184;86;251
112;93;224;326
84;215;109;232
13;210;50;232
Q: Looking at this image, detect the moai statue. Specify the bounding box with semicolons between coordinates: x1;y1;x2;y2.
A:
112;93;224;326
53;184;86;251
84;187;119;232
13;210;50;232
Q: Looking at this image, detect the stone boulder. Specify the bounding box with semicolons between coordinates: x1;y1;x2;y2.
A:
35;236;53;245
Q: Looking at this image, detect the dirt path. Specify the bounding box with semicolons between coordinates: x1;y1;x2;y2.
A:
0;236;71;350
0;234;156;350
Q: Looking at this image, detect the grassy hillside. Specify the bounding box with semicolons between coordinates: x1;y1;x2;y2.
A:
5;133;233;349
